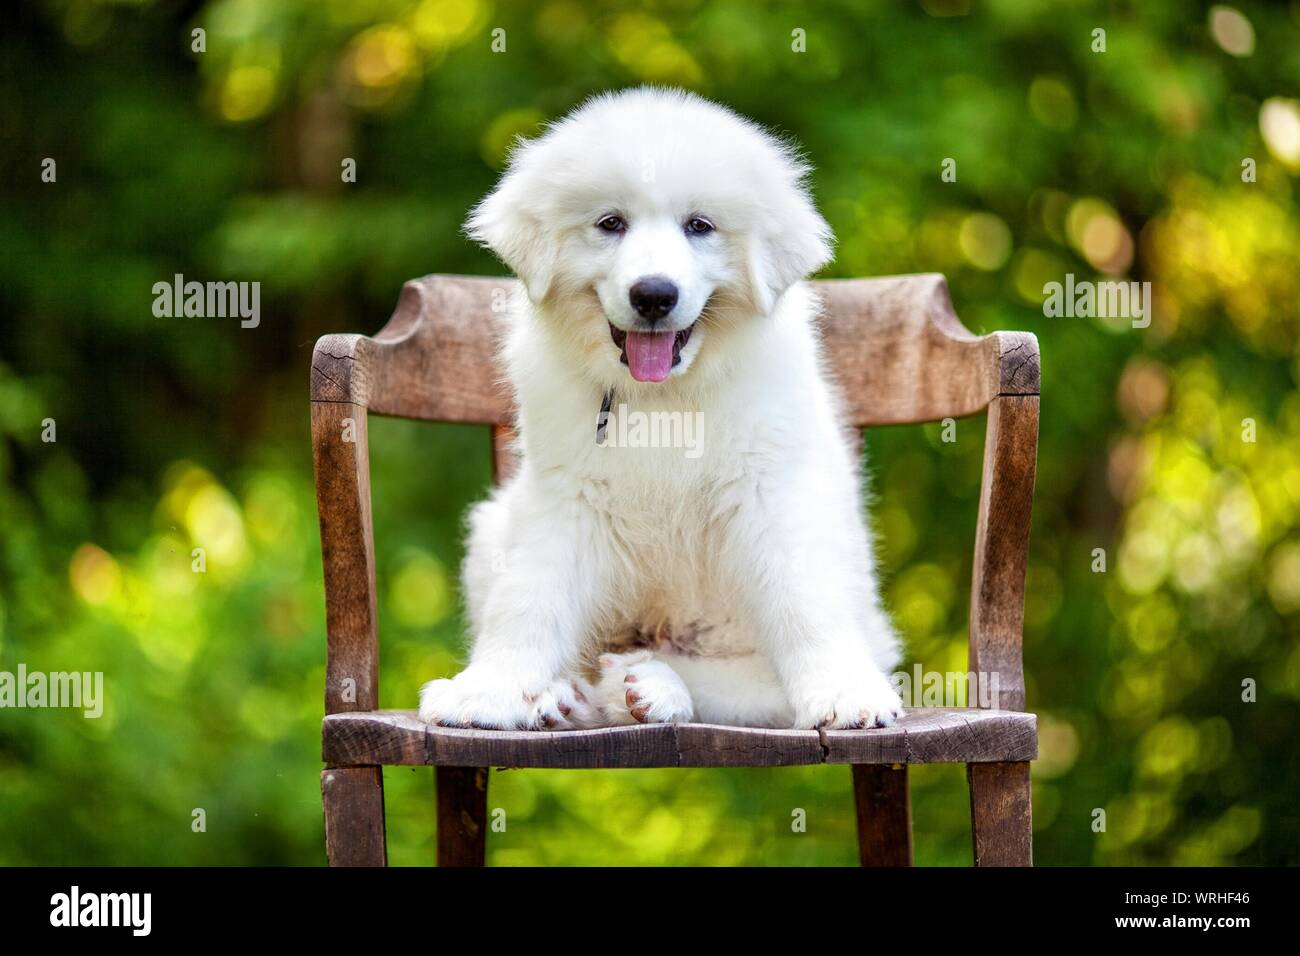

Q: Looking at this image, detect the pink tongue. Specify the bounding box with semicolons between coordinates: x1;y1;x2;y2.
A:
624;330;675;382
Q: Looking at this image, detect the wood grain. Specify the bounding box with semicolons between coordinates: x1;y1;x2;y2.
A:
820;705;1037;764
815;277;1038;424
321;766;387;866
852;764;912;866
436;767;488;867
968;761;1033;866
311;400;379;715
969;395;1039;713
322;708;1037;769
311;274;1039;427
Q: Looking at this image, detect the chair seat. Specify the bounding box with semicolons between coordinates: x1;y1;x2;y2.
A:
323;707;1036;769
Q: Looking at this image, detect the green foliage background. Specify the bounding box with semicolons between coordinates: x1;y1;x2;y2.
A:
1;0;1298;865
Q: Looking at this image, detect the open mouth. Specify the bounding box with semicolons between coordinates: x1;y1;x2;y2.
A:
608;322;695;383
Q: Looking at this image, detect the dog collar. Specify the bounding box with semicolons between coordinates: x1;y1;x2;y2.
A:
596;388;615;443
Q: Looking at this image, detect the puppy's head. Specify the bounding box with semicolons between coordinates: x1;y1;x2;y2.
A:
466;87;832;386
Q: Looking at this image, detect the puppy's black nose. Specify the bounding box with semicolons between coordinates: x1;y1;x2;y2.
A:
629;276;678;322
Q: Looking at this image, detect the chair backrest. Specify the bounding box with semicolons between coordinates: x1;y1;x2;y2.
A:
310;273;1039;428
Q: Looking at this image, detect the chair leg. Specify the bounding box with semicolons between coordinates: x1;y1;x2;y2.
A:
322;766;387;866
967;761;1032;866
436;767;489;867
852;763;913;866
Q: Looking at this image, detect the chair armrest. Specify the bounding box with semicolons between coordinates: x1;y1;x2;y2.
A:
308;277;513;718
819;275;1040;711
815;275;1039;426
313;278;512;422
311;332;375;406
833;275;1040;711
890;282;1039;712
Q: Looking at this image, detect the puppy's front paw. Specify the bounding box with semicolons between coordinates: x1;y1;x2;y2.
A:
418;673;530;729
793;668;904;730
418;669;599;731
528;677;601;730
596;652;694;725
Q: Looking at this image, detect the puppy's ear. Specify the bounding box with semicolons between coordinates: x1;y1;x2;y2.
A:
465;146;555;302
746;185;833;315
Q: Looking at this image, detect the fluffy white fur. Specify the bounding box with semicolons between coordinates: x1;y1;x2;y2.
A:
418;88;903;731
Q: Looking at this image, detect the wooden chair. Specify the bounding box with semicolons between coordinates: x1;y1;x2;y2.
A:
311;273;1040;867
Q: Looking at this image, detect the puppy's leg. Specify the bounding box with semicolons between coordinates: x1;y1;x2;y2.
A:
594;651;694;725
721;473;904;730
459;495;507;637
419;484;607;730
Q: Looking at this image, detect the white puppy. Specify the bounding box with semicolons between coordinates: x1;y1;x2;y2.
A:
419;88;903;731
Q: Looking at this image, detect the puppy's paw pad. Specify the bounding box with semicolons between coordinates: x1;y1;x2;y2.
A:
619;661;694;724
528;678;601;730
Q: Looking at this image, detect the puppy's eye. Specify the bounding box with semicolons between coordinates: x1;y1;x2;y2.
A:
685;216;715;236
596;214;626;233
